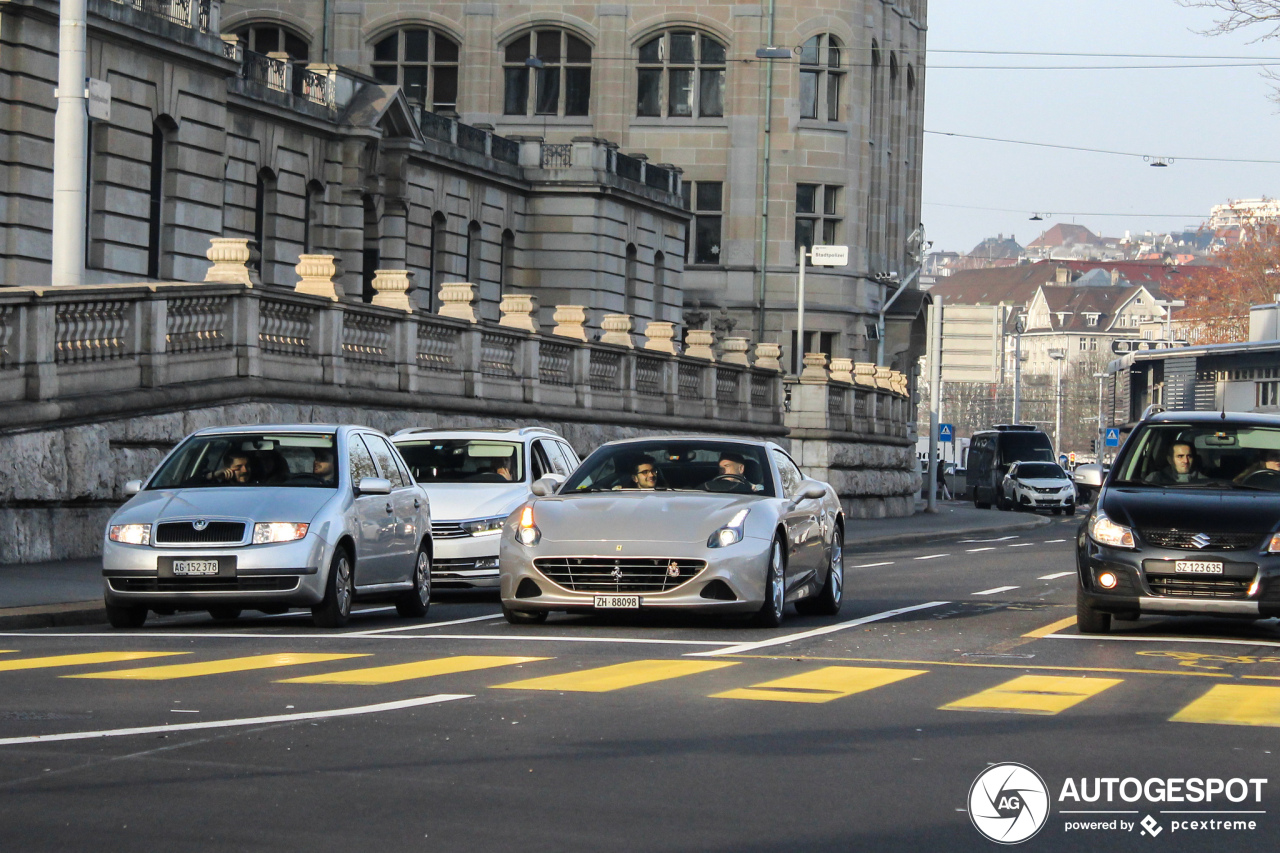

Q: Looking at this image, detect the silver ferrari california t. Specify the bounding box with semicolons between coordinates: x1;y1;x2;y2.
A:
102;425;433;629
498;437;845;626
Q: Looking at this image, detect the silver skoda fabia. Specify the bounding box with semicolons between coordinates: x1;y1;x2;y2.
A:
499;437;845;626
102;425;433;629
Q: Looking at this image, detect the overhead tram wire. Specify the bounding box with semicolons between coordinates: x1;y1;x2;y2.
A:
925;130;1280;165
922;202;1205;219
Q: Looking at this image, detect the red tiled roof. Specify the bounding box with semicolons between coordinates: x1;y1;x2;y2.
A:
1026;223;1101;249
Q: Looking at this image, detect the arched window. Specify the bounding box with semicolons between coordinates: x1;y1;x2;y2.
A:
500;229;515;290
253;167;277;278
303;180;324;254
371;28;459;113
636;30;725;118
624;244;640;317
428;211;447;306
234;24;311;96
799;34;844;121
653;251;666;315
503;30;592;116
147;119;174;279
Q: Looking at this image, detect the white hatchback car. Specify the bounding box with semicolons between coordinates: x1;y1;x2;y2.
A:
1000;460;1077;514
391;427;580;590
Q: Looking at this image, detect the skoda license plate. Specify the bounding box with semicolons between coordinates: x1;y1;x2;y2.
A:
1174;561;1223;574
594;595;640;609
173;559;220;576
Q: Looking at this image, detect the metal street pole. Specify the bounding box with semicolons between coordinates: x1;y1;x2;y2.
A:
51;0;89;287
1094;371;1107;464
1012;318;1024;423
926;295;943;513
795;247;806;375
754;29;784;344
1049;349;1066;453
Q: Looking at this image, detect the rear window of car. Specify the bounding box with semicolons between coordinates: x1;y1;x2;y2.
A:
149;433;339;489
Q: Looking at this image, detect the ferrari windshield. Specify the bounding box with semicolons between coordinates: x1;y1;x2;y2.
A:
149;433;339;489
1112;424;1280;491
563;440;776;496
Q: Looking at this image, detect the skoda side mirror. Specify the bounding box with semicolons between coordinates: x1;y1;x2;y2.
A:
530;476;560;497
123;479;143;496
356;477;392;496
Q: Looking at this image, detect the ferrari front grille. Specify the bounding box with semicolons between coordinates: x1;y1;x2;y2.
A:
534;557;706;593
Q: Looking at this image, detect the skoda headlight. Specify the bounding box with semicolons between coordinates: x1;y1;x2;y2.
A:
252;522;309;544
1089;512;1135;550
516;506;540;546
708;509;750;548
462;516;506;537
108;523;151;545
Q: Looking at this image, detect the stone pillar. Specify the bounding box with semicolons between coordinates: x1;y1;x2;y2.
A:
874;366;894;391
643;321;677;354
204;238;261;287
438;282;477;323
721;336;750;366
294;254;340;301
854;362;877;388
830;357;854;384
800;352;829;384
600;314;634;348
552;305;588;340
753;341;782;371
371;269;413;312
499;292;539;332
889;369;906;396
685;329;715;361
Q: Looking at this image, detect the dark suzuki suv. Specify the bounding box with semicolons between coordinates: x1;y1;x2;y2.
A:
1077;410;1280;633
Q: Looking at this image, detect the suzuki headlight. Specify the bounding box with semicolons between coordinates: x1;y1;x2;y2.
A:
516;506;540;546
462;516;506;537
1089;512;1135;550
708;509;750;548
1267;534;1280;554
108;523;151;545
252;522;309;544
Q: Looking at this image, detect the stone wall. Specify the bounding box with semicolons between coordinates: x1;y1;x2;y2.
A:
789;435;919;519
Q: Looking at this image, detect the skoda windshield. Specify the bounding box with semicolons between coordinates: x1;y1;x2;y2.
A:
1111;424;1280;491
395;440;524;483
563;440;776;496
149;433;339;489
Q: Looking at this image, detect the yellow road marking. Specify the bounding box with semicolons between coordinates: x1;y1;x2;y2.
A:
1172;685;1280;727
493;659;737;692
726;654;1229;678
0;652;186;672
942;675;1122;715
65;653;366;680
1023;615;1078;638
279;656;549;685
713;665;927;704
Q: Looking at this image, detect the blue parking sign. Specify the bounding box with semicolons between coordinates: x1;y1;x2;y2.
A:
939;423;954;443
1105;428;1120;447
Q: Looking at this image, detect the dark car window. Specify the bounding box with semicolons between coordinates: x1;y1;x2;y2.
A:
148;433;339;489
394;439;524;483
564;440;776;496
772;450;803;495
348;435;379;485
998;432;1054;465
365;435;408;489
1015;463;1066;479
1113;424;1280;490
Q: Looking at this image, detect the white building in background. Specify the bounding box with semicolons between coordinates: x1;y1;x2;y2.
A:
1208;199;1280;229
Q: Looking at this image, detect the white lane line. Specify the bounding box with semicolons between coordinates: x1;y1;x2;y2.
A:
960;536;1018;543
1046;634;1280;650
1007;543;1034;548
687;601;951;657
852;561;895;568
0;694;471;747
1045;539;1068;543
914;554;949;561
0;632;725;646
342;613;505;636
1039;572;1074;580
972;586;1019;596
966;547;996;553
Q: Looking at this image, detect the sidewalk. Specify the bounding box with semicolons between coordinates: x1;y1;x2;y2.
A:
848;499;1055;550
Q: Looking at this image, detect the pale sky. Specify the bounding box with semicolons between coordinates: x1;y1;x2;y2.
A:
922;0;1280;254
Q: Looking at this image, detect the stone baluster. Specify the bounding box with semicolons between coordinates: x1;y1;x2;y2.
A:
499;292;539;332
753;341;782;372
294;254;341;301
204;238;261;287
600;314;634;348
370;269;413;312
721;336;750;366
829;357;854;384
874;365;894;391
552;305;588;341
799;352;829;384
642;321;677;354
438;282;477;322
854;362;877;388
684;328;715;361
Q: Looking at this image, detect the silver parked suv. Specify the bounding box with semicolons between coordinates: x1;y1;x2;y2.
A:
391;427;580;590
102;425;433;629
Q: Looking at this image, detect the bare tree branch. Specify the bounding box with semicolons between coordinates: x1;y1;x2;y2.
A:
1176;0;1280;41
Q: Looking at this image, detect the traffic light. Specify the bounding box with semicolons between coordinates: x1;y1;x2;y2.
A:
1090;439;1096;453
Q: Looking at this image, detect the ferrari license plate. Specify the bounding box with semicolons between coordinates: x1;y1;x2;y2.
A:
172;559;220;576
1174;560;1224;574
594;595;640;609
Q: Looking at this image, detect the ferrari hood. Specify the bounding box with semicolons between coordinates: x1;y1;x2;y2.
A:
530;491;762;543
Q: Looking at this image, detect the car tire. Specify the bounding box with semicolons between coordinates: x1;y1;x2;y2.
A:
105;602;147;629
207;606;242;621
1052;508;1062;516
997;491;1009;511
395;547;431;618
1076;588;1111;634
1065;505;1076;516
502;603;548;624
313;548;354;628
797;525;843;617
753;538;787;628
975;494;991;510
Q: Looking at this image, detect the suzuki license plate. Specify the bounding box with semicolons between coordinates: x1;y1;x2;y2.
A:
172;559;220;576
1174;561;1223;574
594;595;640;609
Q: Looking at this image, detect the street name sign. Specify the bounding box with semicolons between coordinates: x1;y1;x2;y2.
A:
87;78;111;121
809;245;848;267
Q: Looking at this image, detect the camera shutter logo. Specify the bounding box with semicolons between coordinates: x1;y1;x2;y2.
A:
968;763;1050;844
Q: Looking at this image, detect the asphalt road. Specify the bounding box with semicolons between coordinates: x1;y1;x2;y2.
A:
1;516;1278;851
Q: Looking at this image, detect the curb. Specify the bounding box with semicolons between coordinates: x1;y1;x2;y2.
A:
0;601;106;630
849;516;1053;550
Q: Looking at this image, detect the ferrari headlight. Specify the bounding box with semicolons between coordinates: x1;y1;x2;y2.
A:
1089;512;1135;550
252;522;309;544
708;509;750;548
516;506;540;546
462;516;506;537
108;523;151;545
